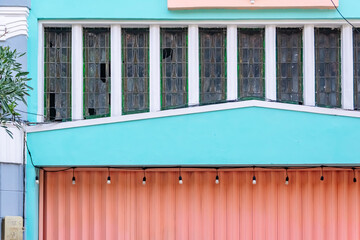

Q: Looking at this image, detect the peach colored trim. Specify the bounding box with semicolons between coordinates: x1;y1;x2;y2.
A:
168;0;339;10
38;170;44;240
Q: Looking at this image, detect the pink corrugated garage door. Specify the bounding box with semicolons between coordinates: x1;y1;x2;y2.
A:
39;169;360;240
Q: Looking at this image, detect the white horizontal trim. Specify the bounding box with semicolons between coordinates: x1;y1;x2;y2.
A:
0;7;29;41
27;100;360;133
38;19;360;27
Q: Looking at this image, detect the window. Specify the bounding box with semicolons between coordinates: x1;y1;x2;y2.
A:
44;27;72;121
83;28;111;118
122;28;149;114
354;29;360;110
238;28;265;100
161;28;188;110
276;28;303;104
199;28;226;105
315;28;341;108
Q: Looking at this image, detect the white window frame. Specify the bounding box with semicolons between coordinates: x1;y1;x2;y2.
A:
37;20;359;125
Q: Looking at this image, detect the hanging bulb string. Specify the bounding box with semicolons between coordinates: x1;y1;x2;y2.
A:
142;168;147;185
353;168;357;183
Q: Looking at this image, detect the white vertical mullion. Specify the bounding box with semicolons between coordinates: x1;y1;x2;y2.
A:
72;24;83;120
37;23;44;122
227;25;238;101
341;24;354;110
188;25;199;106
111;25;122;116
150;25;160;112
265;25;276;101
303;25;315;106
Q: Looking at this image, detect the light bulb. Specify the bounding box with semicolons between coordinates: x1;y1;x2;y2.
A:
285;176;289;185
142;176;146;185
252;176;256;185
320;175;324;181
35;175;39;184
354;177;357;183
107;176;111;184
179;176;183;184
72;176;76;185
215;175;219;184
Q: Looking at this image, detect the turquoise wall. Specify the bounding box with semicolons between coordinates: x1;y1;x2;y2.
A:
26;107;360;166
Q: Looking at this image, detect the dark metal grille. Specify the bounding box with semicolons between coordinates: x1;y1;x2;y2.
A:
276;28;303;104
315;28;341;108
83;28;111;118
238;28;265;100
122;28;149;114
161;28;187;110
44;27;72;121
354;29;360;110
199;28;226;105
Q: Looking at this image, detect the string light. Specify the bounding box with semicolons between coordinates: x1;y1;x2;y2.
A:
353;168;357;183
35;175;39;184
107;168;111;184
72;168;76;185
179;168;183;184
285;168;289;185
252;167;256;185
215;169;219;184
142;168;146;185
320;166;324;181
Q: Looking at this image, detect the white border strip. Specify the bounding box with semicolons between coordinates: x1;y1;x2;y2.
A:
111;25;122;116
265;25;276;101
303;25;315;106
37;22;44;122
341;24;354;110
188;25;199;106
150;25;161;112
39;19;360;26
72;25;83;120
27;100;360;133
227;25;238;101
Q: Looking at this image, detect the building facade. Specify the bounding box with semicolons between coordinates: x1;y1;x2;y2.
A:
0;0;29;238
25;0;360;239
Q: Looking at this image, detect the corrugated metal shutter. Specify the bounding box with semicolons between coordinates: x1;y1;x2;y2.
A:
40;169;360;240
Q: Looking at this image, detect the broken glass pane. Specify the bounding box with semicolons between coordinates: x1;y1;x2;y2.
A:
83;28;111;118
354;29;360;110
276;28;303;104
315;28;341;108
161;28;187;109
238;29;265;100
44;28;71;121
122;28;149;114
199;28;226;104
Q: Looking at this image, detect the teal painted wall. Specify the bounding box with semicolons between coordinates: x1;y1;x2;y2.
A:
27;107;360;166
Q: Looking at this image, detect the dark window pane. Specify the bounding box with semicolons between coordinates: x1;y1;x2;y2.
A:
161;28;187;110
122;28;149;114
315;28;341;108
276;28;303;104
354;29;360;110
199;28;226;104
83;28;111;118
238;28;265;100
44;27;71;121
